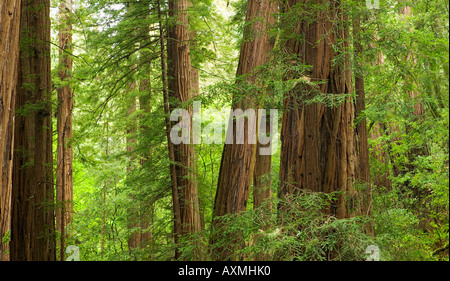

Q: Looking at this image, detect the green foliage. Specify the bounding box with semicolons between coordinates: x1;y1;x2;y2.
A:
200;191;374;261
371;188;436;261
42;0;449;261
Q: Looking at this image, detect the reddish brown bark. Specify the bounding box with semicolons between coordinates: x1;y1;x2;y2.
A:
370;123;393;190
0;0;22;261
368;44;393;190
278;0;362;219
211;0;276;260
158;0;182;259
11;0;56;261
253;114;273;212
56;0;74;260
167;0;202;246
253;114;274;261
353;14;372;217
400;4;427;160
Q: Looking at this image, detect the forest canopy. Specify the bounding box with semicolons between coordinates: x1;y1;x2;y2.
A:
0;0;448;261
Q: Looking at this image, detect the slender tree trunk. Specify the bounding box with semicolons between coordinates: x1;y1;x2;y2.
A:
400;4;427;161
56;0;74;261
278;0;360;219
187;1;199;97
167;0;202;258
11;0;56;261
253;111;274;213
369;42;393;190
138;38;153;252
158;0;182;259
100;117;109;258
139;36;154;251
353;13;372;217
399;4;430;228
126;92;139;251
252;113;274;261
211;0;276;261
0;0;22;261
370;122;393;190
125;2;154;253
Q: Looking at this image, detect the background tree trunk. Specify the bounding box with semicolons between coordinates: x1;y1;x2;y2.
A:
0;0;22;261
253;118;273;210
369;45;393;190
10;0;56;261
353;13;372;218
56;0;74;261
126;92;139;250
158;0;182;259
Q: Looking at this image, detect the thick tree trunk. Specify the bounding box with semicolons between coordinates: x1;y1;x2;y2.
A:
253;120;272;211
10;0;56;261
211;0;276;261
278;0;360;219
252;113;274;261
167;0;202;252
0;0;22;261
253;112;274;212
56;0;74;261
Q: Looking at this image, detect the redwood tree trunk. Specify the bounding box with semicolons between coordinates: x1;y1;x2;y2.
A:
278;0;362;219
11;0;56;261
253;113;274;213
253;119;273;210
126;93;139;250
167;0;202;247
353;13;372;217
56;0;74;260
158;0;181;260
211;0;276;261
0;0;22;261
369;46;392;190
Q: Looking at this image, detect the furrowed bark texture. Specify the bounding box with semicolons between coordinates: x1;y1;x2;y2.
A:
253;119;273;210
56;0;74;260
353;14;372;218
211;0;276;261
158;0;181;259
11;0;56;261
165;0;204;260
279;0;364;219
167;0;202;238
0;0;21;261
